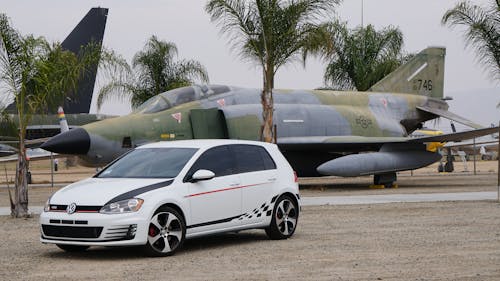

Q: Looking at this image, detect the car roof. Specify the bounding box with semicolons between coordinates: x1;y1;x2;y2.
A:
138;139;276;150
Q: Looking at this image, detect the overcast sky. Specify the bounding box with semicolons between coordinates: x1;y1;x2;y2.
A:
0;0;498;125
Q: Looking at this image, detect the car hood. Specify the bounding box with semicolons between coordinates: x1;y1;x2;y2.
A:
50;177;174;206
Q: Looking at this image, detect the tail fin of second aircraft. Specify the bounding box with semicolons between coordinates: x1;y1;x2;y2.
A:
4;7;108;115
369;47;445;99
61;7;108;114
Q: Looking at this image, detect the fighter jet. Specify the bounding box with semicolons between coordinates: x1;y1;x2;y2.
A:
41;47;499;186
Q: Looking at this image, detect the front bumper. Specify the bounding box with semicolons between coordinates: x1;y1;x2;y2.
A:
40;211;149;246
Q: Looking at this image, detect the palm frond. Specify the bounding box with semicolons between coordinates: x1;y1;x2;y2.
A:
321;21;408;91
97;35;209;108
442;0;500;80
97;80;139;110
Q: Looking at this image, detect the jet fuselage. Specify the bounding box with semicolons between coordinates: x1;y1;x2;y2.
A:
42;85;446;174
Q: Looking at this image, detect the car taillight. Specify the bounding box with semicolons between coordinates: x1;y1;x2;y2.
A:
293;171;298;183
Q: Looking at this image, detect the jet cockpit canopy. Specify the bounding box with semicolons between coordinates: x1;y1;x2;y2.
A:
134;85;231;114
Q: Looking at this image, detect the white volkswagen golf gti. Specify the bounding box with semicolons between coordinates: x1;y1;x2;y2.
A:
40;139;300;256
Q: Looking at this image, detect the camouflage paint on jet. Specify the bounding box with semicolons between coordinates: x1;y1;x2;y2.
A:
41;47;498;186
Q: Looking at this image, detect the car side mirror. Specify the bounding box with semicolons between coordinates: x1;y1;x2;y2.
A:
190;169;215;183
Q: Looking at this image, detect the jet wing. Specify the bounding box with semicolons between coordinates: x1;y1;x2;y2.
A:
409;126;499;143
416;106;483;129
278;127;499;152
280;127;498;177
444;139;498;148
0;148;59;163
278;136;408;152
1;137;51;148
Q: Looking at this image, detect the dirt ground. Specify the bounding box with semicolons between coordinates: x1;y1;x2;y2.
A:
0;160;499;280
0;201;499;281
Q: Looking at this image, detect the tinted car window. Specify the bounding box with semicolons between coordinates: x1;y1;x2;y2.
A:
231;144;276;173
260;147;277;170
97;148;197;178
187;145;235;178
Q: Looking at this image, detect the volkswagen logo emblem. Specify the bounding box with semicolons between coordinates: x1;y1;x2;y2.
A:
66;203;77;214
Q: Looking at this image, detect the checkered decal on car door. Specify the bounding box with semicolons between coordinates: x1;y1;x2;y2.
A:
237;195;279;221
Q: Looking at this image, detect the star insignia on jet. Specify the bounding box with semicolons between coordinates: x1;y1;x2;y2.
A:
171;112;182;123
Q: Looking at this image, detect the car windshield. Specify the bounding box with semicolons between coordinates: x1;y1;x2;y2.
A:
97;148;198;178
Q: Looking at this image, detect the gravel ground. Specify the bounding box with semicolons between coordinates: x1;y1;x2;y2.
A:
0;160;499;280
0;201;499;281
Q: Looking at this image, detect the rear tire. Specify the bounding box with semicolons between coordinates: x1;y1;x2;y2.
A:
143;206;186;257
265;195;299;240
56;244;90;252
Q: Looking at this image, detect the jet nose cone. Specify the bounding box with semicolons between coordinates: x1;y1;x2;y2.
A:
41;128;90;155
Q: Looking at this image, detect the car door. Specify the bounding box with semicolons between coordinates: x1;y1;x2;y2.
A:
184;145;242;231
231;144;277;225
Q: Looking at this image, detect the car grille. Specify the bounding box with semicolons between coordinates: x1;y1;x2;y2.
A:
48;204;101;213
42;225;103;239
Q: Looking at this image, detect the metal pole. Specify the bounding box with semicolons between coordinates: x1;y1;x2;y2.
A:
473;138;476;175
497;121;499;203
273;124;277;144
361;0;364;28
50;152;54;188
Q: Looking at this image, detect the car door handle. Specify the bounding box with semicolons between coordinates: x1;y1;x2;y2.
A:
229;183;240;187
268;178;276;182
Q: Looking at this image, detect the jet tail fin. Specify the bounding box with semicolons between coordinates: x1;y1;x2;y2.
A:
3;7;108;115
369;47;445;99
60;7;108;114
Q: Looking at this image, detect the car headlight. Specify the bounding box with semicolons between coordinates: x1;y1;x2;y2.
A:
43;197;51;212
100;198;144;214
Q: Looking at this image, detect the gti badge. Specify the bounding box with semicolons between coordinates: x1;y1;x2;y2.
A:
66;203;77;214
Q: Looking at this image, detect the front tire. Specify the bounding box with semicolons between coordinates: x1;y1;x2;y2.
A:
265;195;299;240
143;207;186;257
56;244;90;252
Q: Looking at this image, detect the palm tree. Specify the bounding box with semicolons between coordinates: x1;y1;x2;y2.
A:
442;0;500;80
0;14;121;217
319;21;408;91
97;35;209;109
206;0;339;142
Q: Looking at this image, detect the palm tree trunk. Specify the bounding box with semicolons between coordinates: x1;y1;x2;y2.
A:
261;67;274;143
12;130;29;217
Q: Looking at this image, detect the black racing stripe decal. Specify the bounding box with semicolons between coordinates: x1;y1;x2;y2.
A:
105;180;174;204
187;215;242;229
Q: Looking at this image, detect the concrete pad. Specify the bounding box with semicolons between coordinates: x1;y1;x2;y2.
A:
301;191;497;206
